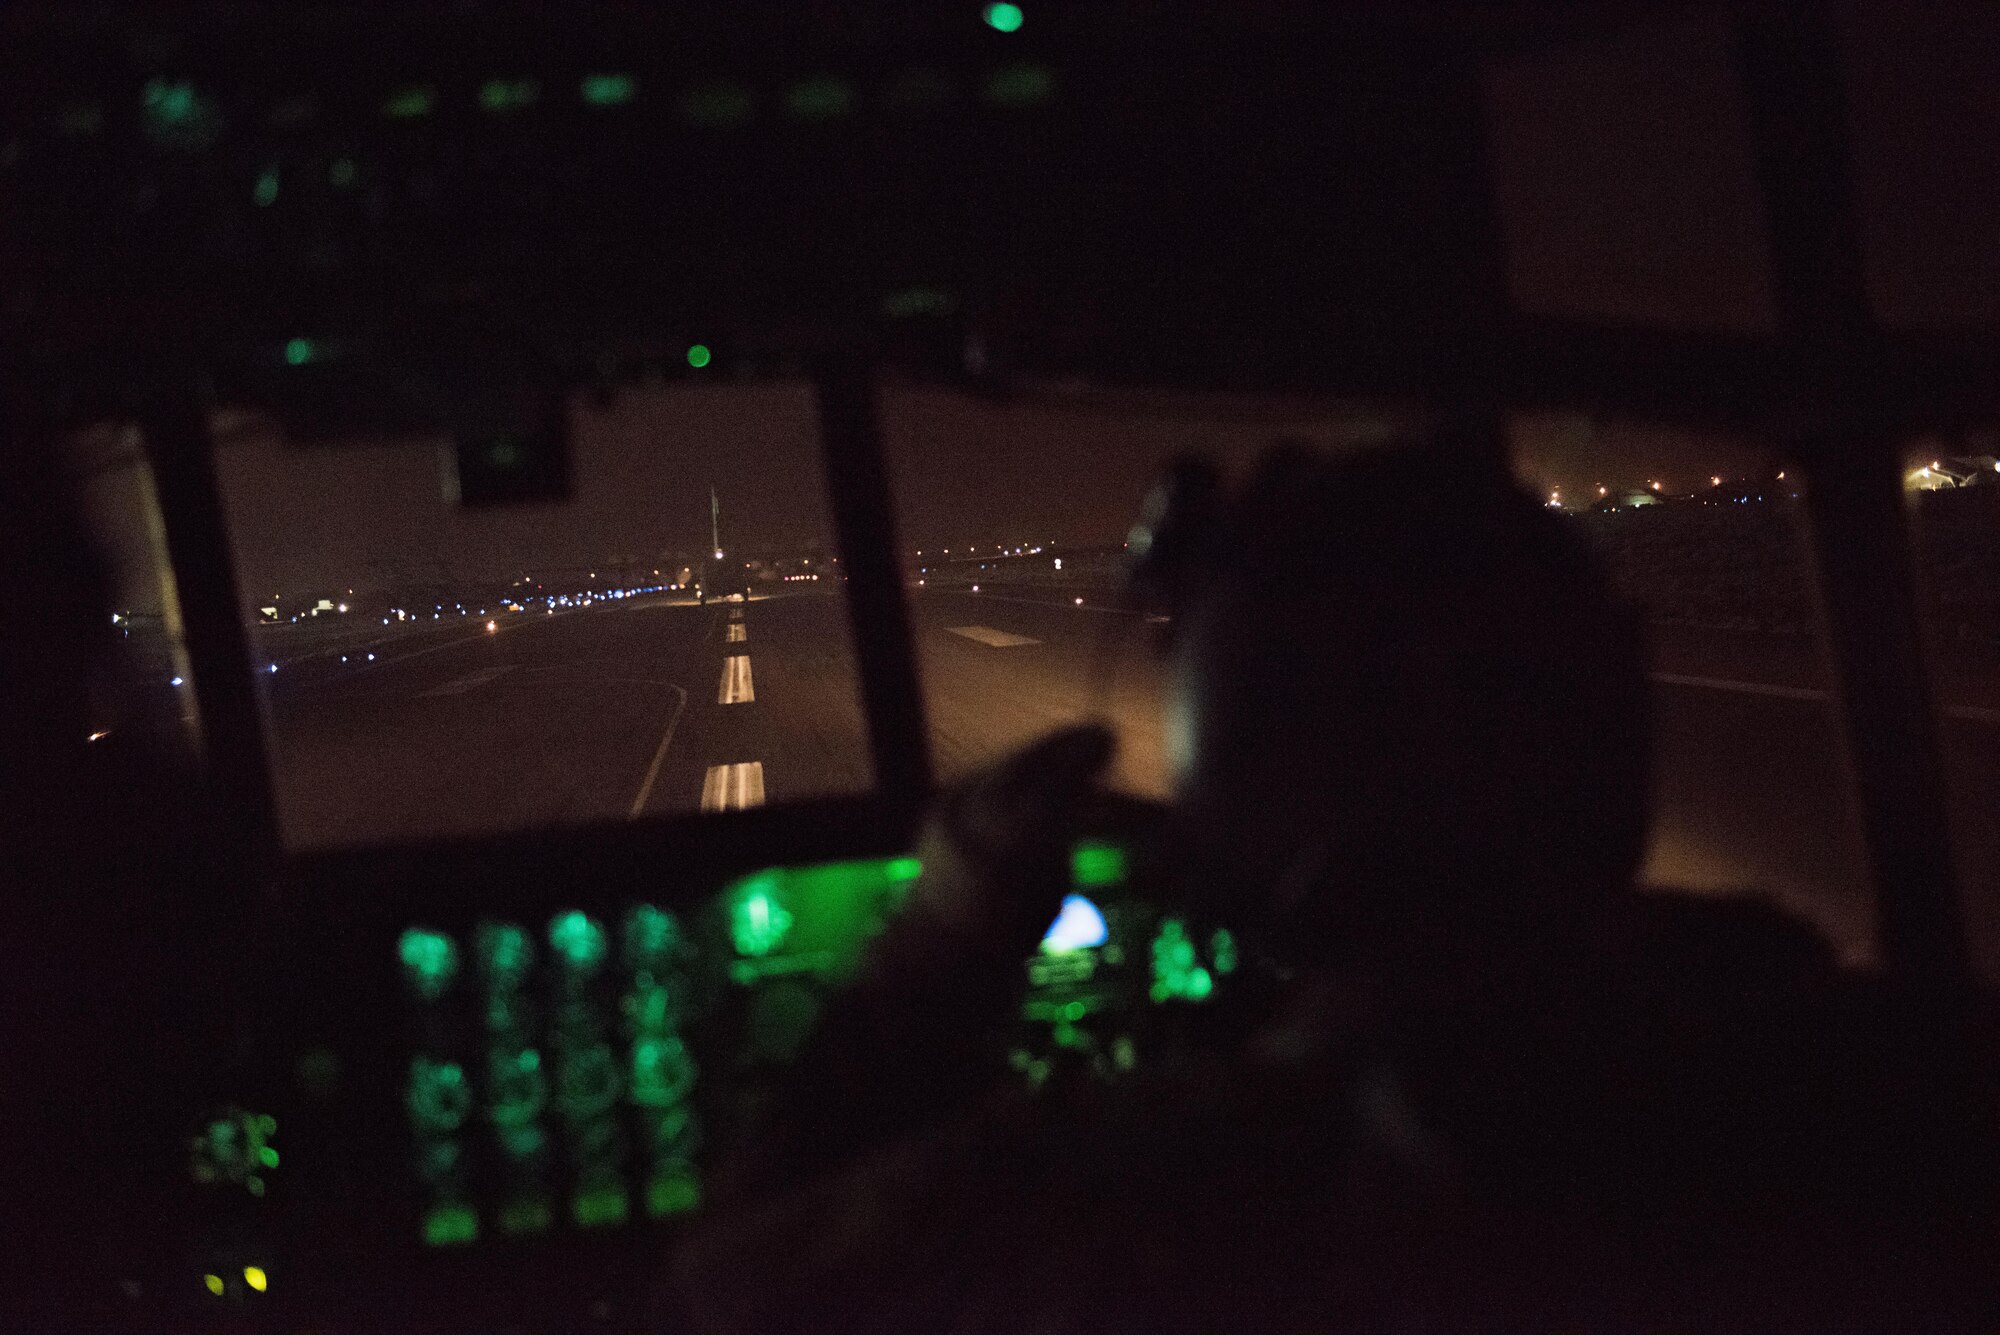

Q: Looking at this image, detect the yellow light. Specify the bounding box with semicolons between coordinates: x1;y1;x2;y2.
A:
1933;460;1942;469
87;729;110;742
204;1274;225;1296
1597;485;1607;496
243;1266;267;1292
1776;471;1785;480
486;619;498;633
1710;476;1721;487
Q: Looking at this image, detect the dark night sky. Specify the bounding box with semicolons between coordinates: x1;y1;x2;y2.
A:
77;4;2000;610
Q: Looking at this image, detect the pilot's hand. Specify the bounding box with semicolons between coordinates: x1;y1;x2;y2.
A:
899;723;1117;967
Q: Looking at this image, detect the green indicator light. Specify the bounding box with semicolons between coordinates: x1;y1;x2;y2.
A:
1061;1000;1087;1022
984;3;1025;33
1071;840;1126;888
284;338;318;367
630;1034;695;1107
498;1198;551;1236
548;911;607;971
476;921;534;985
1211;928;1238;975
246;1175;265;1197
646;1173;701;1218
580;73;637;107
253;169;280;206
556;1043;621;1119
786;77;855;121
572;1186;630;1228
256;1114;277;1137
243;1266;267;1293
489;1047;547;1127
679;83;755;128
398;928;458;999
421;1203;479;1246
730;882;793;957
258;1146;279;1169
328;157;356;188
479;79;541;113
885;856;923;882
383;86;436;119
143;78;197;125
624;904;680;963
984;63;1056;108
203;1273;225;1296
1150;918;1215;1004
497;1122;545;1158
686;343;711;369
408;1058;472;1132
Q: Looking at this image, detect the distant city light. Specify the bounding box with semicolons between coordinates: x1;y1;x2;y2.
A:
984;3;1025;33
1074;597;1084;606
687;343;712;368
1710;476;1722;486
486;620;498;633
268;663;277;673
336;602;347;613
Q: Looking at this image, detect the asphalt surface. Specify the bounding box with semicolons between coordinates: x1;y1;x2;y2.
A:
259;586;2000;972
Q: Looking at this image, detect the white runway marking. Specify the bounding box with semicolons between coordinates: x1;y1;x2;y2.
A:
701;762;766;812
628;684;690;818
1651;671;2000;724
720;654;755;703
729;607;744;620
418;665;515;697
727;623;746;643
946;625;1042;648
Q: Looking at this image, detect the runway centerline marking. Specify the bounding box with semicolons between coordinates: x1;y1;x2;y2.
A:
628;684;691;818
946;625;1042;648
720;654;755;703
418;664;516;697
701;762;766;812
727;623;746;643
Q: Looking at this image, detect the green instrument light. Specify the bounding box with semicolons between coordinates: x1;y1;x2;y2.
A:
730;883;793;957
572;1185;630;1228
421;1203;479;1246
556;1043;621;1120
252;168;279;207
489;1047;548;1127
258;1146;279;1168
1149;919;1215;1004
686;343;712;369
623;904;680;963
498;1198;552;1236
580;73;637;107
984;3;1025;33
476;920;534;986
398;928;459;1000
785;77;855;121
141;78;222;149
630;1034;696;1107
383;86;436;119
328;157;356;188
143;79;195;124
886;856;923;882
408;1058;472;1133
497;1123;545;1158
984;62;1056;108
1071;840;1126;889
548;911;607;971
284;338;319;367
646;1172;701;1218
1211;929;1238;975
479;78;541;113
